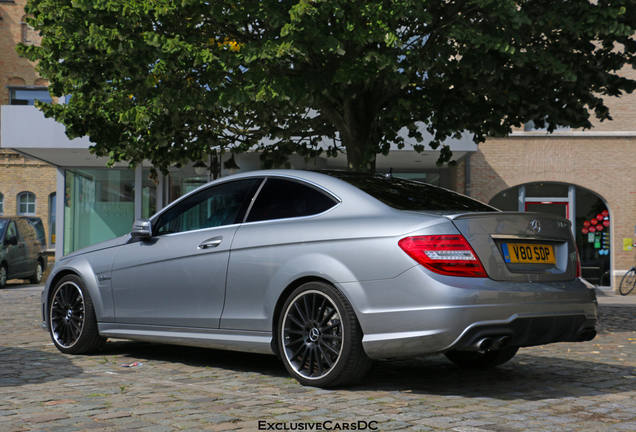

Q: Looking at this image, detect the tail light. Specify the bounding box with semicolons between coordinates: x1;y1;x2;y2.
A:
398;235;488;278
575;244;582;278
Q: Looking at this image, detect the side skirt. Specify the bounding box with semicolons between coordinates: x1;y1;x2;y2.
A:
98;323;274;355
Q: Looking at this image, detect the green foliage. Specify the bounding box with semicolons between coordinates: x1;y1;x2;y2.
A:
19;0;636;174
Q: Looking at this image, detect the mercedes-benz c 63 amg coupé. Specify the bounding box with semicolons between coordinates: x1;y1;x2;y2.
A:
41;170;597;387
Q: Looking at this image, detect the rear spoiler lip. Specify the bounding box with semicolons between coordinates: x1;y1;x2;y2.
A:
490;234;569;242
446;211;572;228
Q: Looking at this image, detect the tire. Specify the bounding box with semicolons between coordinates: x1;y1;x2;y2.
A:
29;260;44;285
278;281;371;388
619;268;636;296
0;264;7;288
49;274;106;354
445;347;519;369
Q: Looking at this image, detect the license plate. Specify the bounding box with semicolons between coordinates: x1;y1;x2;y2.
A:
501;243;556;264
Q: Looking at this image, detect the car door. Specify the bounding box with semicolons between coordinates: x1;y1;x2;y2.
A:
110;178;263;328
222;177;340;331
16;219;38;273
4;221;26;277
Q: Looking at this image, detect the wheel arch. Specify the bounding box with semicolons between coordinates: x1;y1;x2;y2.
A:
45;258;112;324
270;276;351;356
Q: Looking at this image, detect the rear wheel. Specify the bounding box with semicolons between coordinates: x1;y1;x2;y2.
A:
29;260;44;285
445;347;519;369
619;268;636;296
0;264;7;288
278;282;371;388
49;275;106;354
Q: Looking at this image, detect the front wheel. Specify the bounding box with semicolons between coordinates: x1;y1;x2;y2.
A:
619;268;636;296
445;347;519;369
49;275;106;354
278;282;371;388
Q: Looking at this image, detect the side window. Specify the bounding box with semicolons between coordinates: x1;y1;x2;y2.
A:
154;179;261;235
246;178;338;223
17;219;35;241
0;193;3;215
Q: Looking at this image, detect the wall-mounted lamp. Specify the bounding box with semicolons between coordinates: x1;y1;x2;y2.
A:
193;160;207;175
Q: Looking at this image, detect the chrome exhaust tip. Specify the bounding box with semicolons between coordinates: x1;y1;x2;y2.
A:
495;335;512;349
472;338;493;352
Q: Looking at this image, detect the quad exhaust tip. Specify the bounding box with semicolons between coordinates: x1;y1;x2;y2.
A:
471;335;512;352
468;329;595;353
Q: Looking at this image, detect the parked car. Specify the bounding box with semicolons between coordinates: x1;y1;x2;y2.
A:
0;216;46;287
41;170;597;387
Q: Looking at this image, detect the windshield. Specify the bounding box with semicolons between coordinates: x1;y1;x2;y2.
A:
326;172;497;212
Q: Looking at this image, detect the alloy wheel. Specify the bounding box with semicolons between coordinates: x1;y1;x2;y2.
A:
50;281;86;349
281;290;344;381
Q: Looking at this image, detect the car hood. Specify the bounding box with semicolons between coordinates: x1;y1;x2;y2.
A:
59;235;130;261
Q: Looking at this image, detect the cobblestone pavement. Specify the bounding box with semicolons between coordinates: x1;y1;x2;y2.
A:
2;283;636;432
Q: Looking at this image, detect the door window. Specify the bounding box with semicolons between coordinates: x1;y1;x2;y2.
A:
7;222;17;239
154;179;261;235
246;178;338;222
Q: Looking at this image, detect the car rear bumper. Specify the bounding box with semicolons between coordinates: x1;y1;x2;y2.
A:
341;266;598;360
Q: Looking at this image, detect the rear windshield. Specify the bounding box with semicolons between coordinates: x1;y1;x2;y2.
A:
328;172;497;212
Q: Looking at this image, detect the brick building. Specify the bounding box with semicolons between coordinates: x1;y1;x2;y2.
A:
457;66;636;288
0;0;57;251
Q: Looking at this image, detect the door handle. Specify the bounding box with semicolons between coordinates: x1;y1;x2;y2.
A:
198;237;223;249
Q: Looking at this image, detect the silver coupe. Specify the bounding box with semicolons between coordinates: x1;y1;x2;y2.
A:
41;170;597;387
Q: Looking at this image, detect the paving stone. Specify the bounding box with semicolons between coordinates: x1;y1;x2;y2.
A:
3;287;636;431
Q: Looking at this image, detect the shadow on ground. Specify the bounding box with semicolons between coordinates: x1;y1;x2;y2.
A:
0;347;84;388
100;340;288;378
84;337;636;402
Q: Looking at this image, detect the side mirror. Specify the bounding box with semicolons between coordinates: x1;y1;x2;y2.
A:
131;218;152;239
4;235;18;246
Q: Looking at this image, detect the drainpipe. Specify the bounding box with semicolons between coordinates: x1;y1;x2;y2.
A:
465;156;471;196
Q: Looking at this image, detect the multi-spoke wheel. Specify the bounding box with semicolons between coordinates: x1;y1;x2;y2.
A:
278;282;371;388
445;347;519;369
29;260;44;284
49;275;105;354
0;264;7;288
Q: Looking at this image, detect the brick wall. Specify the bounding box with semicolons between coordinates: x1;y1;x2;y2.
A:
1;0;57;253
0;0;44;105
0;149;56;246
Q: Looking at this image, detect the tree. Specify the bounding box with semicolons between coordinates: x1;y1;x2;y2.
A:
20;0;636;175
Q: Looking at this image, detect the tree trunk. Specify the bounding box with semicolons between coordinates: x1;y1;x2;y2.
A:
339;97;378;173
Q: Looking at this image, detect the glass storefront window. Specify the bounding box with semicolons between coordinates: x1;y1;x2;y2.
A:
167;165;208;203
64;169;135;255
142;169;157;218
575;188;611;286
49;193;56;245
